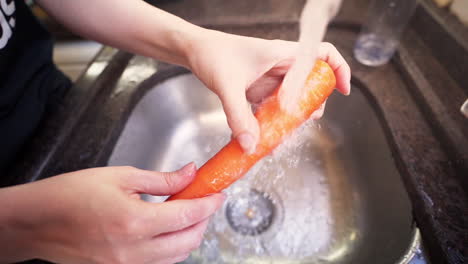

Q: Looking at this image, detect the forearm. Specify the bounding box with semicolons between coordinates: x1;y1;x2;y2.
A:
36;0;204;67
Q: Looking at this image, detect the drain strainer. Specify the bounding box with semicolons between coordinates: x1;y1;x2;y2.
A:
225;189;275;236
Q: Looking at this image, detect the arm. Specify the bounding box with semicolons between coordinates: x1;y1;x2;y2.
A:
36;0;202;67
36;0;350;153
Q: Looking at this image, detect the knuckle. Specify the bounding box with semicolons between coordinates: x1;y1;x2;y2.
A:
115;214;143;236
177;207;199;226
125;218;143;235
321;42;335;50
162;172;178;190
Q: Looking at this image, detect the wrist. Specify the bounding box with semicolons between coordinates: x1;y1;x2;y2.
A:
126;1;211;68
168;22;209;68
182;28;228;72
0;185;41;262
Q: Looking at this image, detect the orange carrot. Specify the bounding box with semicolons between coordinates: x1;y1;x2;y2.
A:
167;60;336;201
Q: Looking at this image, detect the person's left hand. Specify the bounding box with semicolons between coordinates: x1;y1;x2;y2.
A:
0;164;224;264
187;30;351;154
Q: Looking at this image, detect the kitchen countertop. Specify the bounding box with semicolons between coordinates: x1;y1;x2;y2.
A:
3;0;467;263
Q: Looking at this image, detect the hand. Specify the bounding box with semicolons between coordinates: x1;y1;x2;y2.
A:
0;164;225;264
35;0;348;153
188;30;351;154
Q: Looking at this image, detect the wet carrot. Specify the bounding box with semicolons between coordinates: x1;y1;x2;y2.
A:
167;60;336;201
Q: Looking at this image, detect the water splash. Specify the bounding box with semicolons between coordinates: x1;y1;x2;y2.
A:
187;119;333;263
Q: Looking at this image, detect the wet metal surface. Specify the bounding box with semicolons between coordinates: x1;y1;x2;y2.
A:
225;189;276;236
108;74;423;263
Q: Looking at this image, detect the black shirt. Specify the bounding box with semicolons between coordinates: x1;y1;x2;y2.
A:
0;0;71;174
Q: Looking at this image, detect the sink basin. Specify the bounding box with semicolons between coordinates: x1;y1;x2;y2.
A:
108;73;423;263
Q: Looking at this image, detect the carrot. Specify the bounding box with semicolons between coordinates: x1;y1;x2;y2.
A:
167;60;336;201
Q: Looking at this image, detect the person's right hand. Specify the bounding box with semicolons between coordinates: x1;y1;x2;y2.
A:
0;163;224;264
188;31;350;154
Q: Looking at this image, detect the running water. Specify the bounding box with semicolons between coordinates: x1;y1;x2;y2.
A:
183;119;337;264
184;2;340;262
279;0;333;113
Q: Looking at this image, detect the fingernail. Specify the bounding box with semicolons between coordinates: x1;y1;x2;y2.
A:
237;133;256;154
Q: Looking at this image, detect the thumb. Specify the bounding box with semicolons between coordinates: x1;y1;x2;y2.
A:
219;85;260;154
128;163;197;196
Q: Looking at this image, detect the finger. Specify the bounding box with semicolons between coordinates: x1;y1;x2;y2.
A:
246;58;294;104
143;193;224;235
151;218;210;260
128;163;197;196
310;101;327;120
317;42;351;96
218;83;260;154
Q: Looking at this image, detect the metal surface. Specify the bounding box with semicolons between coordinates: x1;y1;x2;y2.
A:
461;99;468;118
225;188;276;236
108;74;426;263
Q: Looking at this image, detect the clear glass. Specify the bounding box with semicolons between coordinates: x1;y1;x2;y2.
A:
354;0;419;66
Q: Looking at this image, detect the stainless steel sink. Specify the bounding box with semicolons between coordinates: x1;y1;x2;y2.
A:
108;73;426;264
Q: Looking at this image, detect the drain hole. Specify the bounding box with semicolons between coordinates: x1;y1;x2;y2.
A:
225;189;275;236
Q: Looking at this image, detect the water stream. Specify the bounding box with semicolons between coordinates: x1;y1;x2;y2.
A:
183;120;339;263
186;3;337;261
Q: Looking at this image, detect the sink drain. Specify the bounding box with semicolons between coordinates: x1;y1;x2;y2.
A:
225;189;275;236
